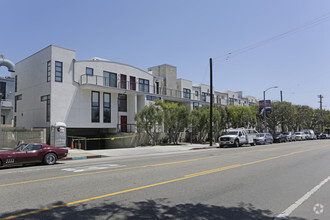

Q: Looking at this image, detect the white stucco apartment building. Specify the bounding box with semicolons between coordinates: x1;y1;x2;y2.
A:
14;45;259;147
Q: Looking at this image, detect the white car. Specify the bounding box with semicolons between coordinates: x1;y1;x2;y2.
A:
295;132;306;141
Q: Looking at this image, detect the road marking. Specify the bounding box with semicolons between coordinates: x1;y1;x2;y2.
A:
0;146;282;187
61;164;126;172
2;145;329;220
274;175;330;220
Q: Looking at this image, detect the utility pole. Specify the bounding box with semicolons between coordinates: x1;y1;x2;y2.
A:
318;94;323;132
209;58;213;146
280;90;283;132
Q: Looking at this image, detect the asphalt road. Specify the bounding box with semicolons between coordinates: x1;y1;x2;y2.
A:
0;140;330;220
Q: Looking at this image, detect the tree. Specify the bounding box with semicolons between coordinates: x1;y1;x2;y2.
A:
134;104;163;145
157;101;190;144
191;106;210;143
228;105;255;128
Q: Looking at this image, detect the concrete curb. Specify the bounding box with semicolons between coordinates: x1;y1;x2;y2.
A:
60;155;104;160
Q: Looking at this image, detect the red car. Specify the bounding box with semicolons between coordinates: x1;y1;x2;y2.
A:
0;143;68;167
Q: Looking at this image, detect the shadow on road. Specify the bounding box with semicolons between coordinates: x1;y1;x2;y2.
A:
0;199;306;220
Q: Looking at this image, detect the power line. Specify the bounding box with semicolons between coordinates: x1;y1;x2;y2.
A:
213;12;330;62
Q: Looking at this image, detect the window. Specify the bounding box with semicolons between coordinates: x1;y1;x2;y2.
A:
120;74;127;89
14;116;16;127
15;94;22;112
86;67;94;76
103;93;111;123
146;95;161;101
91;91;100;122
193;102;199;109
130;76;136;90
118;94;127;112
41;95;50;122
103;71;117;87
26;144;42;151
15;75;18;92
47;61;51;82
202;92;206;102
55;61;63;82
139;78;149;93
195;91;199;96
0;82;6;100
183;88;191;99
229;98;234;105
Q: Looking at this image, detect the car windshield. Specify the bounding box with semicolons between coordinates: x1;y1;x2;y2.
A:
259;134;265;137
226;131;238;135
14;144;28;151
283;132;289;135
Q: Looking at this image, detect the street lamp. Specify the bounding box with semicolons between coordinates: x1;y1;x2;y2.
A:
263;86;278;132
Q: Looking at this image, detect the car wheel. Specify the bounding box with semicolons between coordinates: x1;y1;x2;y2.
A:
44;153;57;165
234;140;239;148
219;144;224;148
250;140;256;146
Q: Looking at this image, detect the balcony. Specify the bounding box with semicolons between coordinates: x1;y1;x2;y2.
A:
79;75;228;105
1;99;13;108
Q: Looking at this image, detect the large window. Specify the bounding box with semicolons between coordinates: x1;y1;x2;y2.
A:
139;78;149;93
103;71;117;87
15;94;22;112
130;76;136;90
0;82;6;100
86;67;94;76
55;61;63;82
120;74;127;89
118;94;127;112
229;98;234;105
183;88;191;99
202;92;206;102
41;95;50;122
91;91;100;122
47;61;51;82
103;93;111;123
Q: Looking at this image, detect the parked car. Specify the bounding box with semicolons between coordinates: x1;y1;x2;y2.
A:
282;131;296;141
295;132;306;141
0;143;68;167
316;132;327;139
273;133;287;143
256;133;273;145
302;129;316;140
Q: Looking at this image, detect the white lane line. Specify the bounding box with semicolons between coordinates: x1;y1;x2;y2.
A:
61;164;126;172
274;175;330;219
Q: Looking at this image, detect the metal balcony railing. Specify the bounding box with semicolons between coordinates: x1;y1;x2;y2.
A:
80;74;227;105
1;99;13;108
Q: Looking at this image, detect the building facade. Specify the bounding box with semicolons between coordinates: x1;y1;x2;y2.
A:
0;76;14;125
14;45;259;146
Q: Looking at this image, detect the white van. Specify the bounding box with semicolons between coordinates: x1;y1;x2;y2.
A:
302;129;316;140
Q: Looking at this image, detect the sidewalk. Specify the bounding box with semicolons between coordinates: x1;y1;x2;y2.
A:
63;143;218;160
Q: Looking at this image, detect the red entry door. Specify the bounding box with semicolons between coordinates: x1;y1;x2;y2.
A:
121;116;127;132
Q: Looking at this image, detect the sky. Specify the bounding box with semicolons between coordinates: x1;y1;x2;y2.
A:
1;0;330;109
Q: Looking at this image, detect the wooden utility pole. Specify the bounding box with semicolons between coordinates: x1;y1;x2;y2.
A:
318;94;324;132
210;58;213;146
